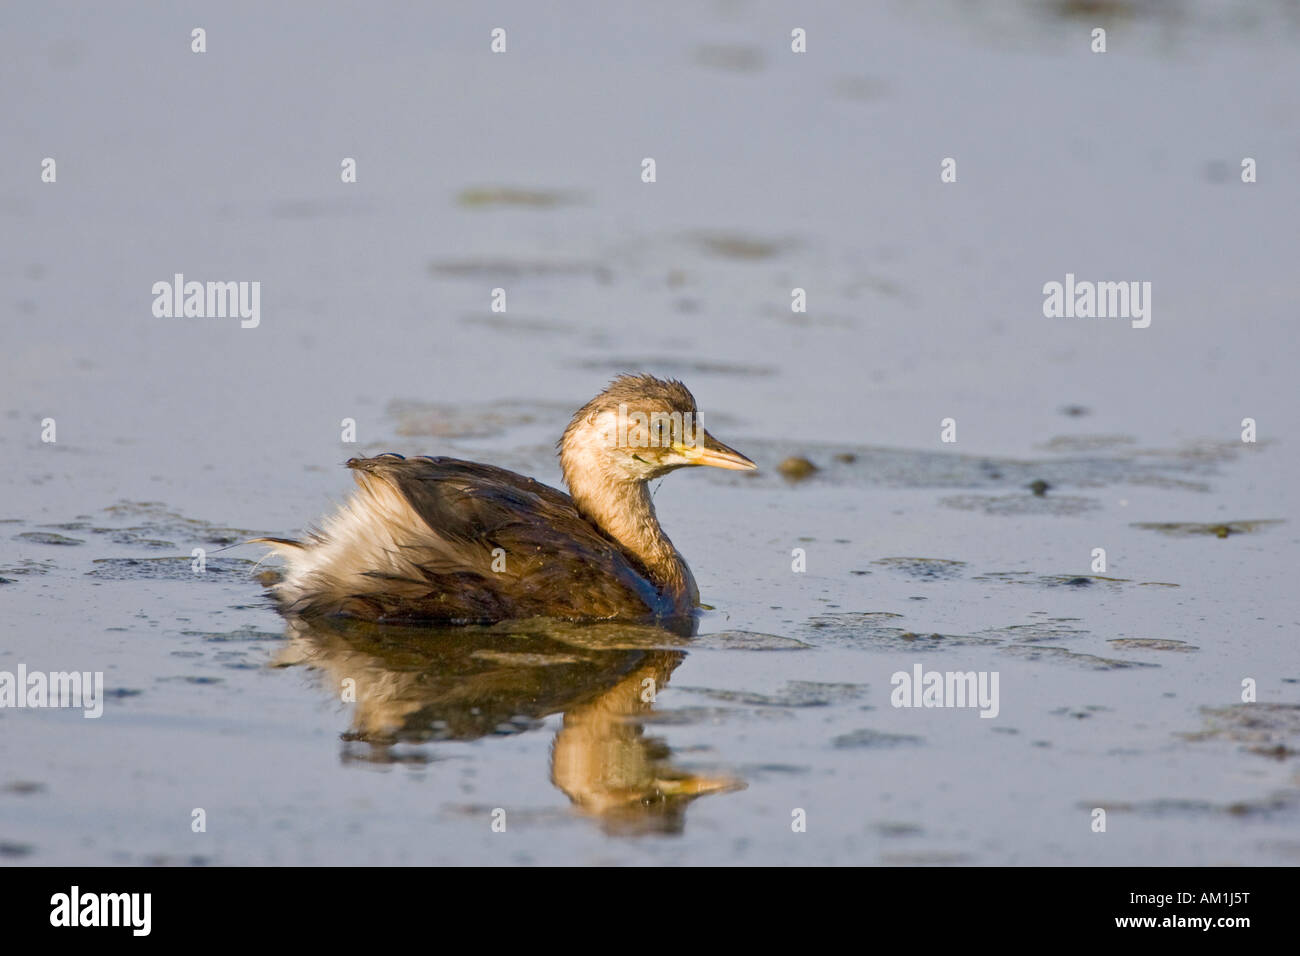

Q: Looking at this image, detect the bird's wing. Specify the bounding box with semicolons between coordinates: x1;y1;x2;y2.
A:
308;454;668;622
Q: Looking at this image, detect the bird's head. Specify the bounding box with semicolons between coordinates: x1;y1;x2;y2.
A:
559;374;756;484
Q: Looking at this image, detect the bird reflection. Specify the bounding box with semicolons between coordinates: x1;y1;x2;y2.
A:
272;615;743;835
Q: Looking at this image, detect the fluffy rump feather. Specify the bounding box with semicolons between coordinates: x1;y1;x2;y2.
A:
258;455;673;623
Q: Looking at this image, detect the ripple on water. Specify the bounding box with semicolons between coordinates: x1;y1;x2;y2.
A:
734;437;1247;496
180;626;283;643
0;559;53;577
87;557;257;581
805;611;1163;670
1001;645;1158;671
972;571;1176;591
940;494;1101;516
979;621;1089;644
804;613;1000;652
1080;792;1300;820
388;398;564;439
99;502;263;547
832;729;924;749
641;706;741;726
428;257;608;280
14;532;83;545
1108;638;1198;652
676;681;867;708
569;355;776;378
689;631;812;651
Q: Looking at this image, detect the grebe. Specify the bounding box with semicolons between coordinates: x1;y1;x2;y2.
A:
257;375;756;623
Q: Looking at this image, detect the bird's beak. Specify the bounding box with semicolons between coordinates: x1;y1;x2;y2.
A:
673;431;757;471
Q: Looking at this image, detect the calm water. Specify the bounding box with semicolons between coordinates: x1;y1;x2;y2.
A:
2;0;1298;865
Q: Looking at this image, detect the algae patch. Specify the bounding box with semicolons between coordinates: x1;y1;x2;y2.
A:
1132;519;1283;538
872;557;968;581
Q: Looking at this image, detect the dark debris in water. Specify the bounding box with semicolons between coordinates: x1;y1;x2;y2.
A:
971;571;1169;591
872;557;967;581
832;729;924;749
0;559;52;577
1083;791;1300;819
1051;705;1110;719
690;231;789;260
776;456;819;481
806;611;903;629
1048;575;1131;588
1182;704;1300;758
874;821;924;838
1;781;46;795
157;676;224;686
1131;519;1283;539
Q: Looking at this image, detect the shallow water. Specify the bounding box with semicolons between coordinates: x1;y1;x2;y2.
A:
2;1;1298;865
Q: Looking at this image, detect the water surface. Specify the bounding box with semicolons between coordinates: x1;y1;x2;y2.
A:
2;0;1297;865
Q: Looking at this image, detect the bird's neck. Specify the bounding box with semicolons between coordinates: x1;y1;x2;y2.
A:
562;463;697;608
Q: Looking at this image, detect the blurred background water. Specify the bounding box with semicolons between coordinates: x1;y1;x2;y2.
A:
1;0;1298;864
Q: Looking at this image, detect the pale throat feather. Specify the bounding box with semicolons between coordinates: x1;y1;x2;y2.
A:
559;420;698;605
